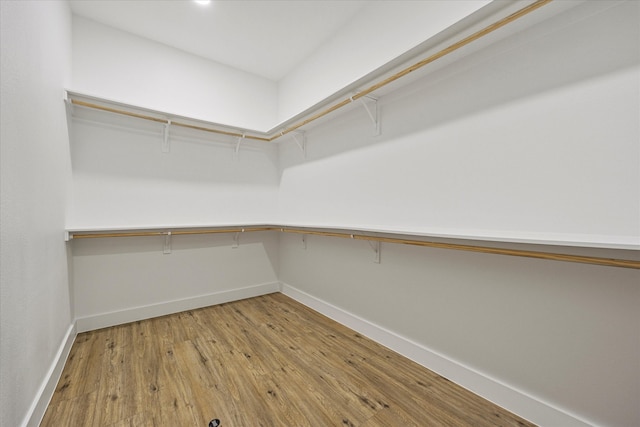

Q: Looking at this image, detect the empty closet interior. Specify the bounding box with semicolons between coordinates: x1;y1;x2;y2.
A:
2;1;638;427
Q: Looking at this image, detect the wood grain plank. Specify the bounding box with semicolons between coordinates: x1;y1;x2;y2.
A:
41;391;99;427
42;294;536;426
46;329;105;406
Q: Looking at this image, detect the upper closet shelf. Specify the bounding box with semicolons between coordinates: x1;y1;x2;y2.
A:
65;222;639;251
66;1;556;144
65;223;640;270
65;91;272;142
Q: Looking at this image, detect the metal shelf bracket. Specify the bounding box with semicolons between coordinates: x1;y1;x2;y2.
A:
163;231;172;254
163;120;171;153
368;240;381;263
358;95;381;136
63;92;74;116
234;134;245;161
233;229;245;248
290;130;306;158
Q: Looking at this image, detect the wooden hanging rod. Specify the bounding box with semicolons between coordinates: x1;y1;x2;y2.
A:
68;0;553;142
279;0;554;137
69;99;272;142
279;228;639;270
69;226;279;240
68;226;640;270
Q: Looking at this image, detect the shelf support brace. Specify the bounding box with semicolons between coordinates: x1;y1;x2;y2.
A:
232;229;244;249
63;92;74;116
163;120;171;153
359;95;381;136
163;231;172;254
290;131;306;159
368;240;381;263
234;134;245;161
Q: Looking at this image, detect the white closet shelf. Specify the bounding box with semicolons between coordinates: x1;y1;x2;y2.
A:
65;91;272;142
65;224;274;238
65;223;640;270
65;1;556;143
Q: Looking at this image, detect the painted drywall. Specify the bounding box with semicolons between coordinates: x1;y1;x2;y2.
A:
66;106;280;229
72;2;493;131
71;16;277;131
72;231;279;331
35;1;639;426
278;234;640;427
67;98;281;330
276;0;491;123
0;1;73;426
276;1;640;426
278;0;640;249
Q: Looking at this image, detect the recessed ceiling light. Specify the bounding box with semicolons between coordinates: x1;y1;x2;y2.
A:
194;0;211;5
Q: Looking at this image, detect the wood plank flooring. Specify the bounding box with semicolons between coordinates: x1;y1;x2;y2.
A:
42;293;535;426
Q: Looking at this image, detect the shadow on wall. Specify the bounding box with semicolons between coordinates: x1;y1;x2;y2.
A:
279;0;639;172
70;231;282;288
69;107;280;185
71;231;281;318
71;231;278;260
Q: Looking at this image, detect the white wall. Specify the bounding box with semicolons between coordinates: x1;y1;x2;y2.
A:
72;16;277;131
15;1;636;426
279;234;640;427
72;232;280;332
276;0;491;123
67;106;280;229
0;1;73;426
67;93;281;331
278;1;640;426
278;0;640;249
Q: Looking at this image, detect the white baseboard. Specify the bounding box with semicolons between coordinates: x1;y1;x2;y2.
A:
76;282;280;333
280;282;593;427
22;323;77;427
24;283;279;426
30;283;593;427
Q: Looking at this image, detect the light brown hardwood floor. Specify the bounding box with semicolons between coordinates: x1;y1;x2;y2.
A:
42;293;535;426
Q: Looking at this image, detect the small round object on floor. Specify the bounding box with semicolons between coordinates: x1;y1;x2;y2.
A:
209;419;220;427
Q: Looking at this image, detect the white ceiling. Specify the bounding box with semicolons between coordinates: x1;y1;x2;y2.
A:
68;0;368;81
